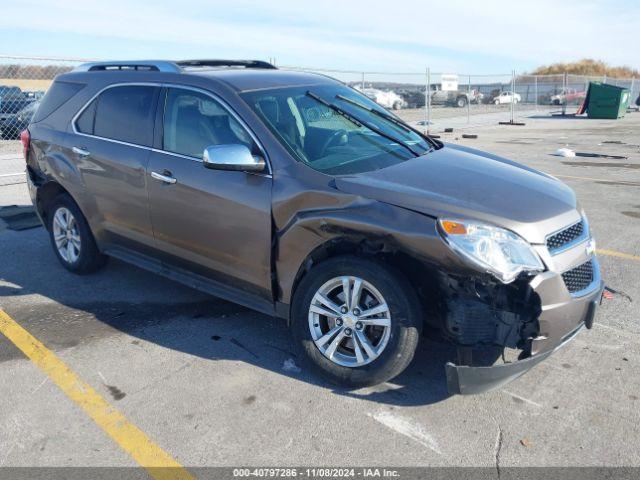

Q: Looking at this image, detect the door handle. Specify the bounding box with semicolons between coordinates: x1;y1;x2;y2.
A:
151;171;177;184
72;146;90;157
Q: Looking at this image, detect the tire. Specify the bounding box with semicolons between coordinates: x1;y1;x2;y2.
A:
291;255;422;388
494;99;500;105
456;96;467;108
47;193;107;274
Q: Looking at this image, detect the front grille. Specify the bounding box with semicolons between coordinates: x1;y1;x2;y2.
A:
562;260;594;293
546;220;585;253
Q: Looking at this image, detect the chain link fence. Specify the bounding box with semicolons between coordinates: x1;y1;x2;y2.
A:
1;55;638;147
272;65;639;132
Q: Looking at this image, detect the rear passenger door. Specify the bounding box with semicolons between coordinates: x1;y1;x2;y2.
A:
146;87;273;304
72;84;160;252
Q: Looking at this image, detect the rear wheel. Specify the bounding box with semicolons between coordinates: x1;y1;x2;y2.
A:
291;256;421;387
456;96;467;108
47;194;106;274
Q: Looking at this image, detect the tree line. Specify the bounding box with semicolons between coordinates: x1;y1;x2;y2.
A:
531;59;638;78
0;64;73;79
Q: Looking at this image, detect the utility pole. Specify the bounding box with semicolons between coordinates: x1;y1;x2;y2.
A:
467;74;471;123
510;69;515;124
425;67;431;134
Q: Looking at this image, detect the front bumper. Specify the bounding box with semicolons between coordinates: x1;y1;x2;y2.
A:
446;261;604;395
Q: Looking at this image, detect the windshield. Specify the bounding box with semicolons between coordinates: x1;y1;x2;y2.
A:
241;84;433;175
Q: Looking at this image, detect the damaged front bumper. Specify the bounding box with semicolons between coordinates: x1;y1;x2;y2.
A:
445;261;604;395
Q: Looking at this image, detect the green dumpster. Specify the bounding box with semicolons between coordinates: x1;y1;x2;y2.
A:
586;82;630;119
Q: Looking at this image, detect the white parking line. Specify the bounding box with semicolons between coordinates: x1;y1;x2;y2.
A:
0;172;25;178
595;322;639;335
501;390;543;408
367;411;442;454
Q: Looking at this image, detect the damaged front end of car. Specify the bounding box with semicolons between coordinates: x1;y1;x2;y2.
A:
437;250;603;395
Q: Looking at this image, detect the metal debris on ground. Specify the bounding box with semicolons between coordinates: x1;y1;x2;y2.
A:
576;152;628;160
0;205;42;231
498;121;526;126
603;286;633;303
553;148;576;158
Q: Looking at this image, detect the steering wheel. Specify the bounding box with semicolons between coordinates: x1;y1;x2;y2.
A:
318;129;348;158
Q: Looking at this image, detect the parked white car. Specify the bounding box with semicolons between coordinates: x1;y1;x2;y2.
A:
358;87;406;110
493;91;521;105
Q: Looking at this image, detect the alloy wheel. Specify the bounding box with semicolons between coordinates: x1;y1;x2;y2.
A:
52;207;81;264
308;276;392;367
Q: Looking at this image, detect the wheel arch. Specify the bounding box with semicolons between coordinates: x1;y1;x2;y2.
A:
286;236;440;328
273;199;464;325
35;181;73;229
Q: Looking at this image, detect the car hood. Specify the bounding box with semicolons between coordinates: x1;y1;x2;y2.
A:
333;143;580;244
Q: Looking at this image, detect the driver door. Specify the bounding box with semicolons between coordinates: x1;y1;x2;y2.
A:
146;87;273;303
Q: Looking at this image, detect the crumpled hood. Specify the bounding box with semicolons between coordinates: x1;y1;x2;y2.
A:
334;143;580;244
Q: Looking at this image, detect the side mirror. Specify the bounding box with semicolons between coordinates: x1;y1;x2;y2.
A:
203;144;266;172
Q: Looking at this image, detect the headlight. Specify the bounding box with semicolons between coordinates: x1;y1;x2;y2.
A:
438;219;545;283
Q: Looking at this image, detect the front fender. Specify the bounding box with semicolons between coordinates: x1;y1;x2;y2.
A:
275;196;469;305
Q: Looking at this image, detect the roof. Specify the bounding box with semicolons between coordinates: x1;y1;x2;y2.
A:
69;60;338;92
188;69;337;92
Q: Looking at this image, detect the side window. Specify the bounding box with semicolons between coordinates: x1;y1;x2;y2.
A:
33;81;85;123
75;98;97;134
163;88;254;158
92;85;158;146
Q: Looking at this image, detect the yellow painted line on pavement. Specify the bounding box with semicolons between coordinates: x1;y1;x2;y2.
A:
597;249;640;262
0;309;196;480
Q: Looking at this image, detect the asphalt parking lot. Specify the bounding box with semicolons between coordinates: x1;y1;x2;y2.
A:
1;112;639;474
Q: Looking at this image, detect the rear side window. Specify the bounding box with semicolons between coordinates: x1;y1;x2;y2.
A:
91;85;159;146
32;81;85;123
75;99;97;134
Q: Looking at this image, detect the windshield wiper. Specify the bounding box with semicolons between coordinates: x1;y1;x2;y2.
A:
306;91;421;157
336;94;439;151
335;94;412;132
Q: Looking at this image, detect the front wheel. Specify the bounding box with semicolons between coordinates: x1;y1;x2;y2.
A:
291;256;422;387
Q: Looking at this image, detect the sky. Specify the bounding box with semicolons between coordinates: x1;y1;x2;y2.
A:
1;0;638;76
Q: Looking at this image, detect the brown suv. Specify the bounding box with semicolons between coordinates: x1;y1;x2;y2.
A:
21;60;603;394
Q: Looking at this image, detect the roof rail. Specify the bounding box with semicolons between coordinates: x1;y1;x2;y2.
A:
74;60;182;73
72;59;277;74
176;59;277;70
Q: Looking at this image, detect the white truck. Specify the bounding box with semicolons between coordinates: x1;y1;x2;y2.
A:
429;75;481;107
